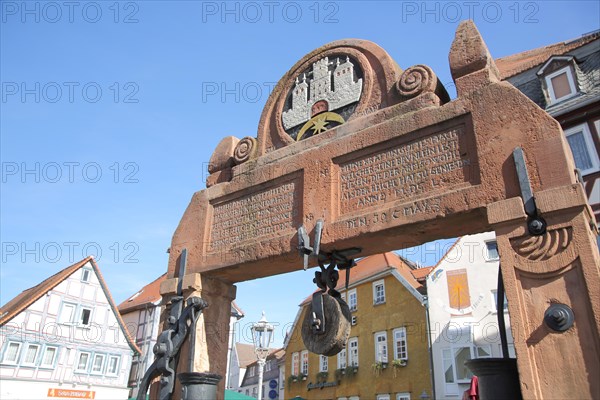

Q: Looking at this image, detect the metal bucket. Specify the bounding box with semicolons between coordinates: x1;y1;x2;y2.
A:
465;358;522;400
178;372;222;400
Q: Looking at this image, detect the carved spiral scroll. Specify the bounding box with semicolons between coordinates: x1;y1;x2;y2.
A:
510;227;572;262
234;136;257;164
396;64;438;99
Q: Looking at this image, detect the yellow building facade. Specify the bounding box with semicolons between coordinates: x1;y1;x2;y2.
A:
285;253;433;400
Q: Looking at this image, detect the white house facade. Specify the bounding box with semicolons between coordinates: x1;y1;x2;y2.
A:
0;257;140;400
427;232;515;399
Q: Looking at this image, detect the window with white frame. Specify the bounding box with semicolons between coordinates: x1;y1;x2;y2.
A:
348;337;359;367
60;303;77;324
376;394;390;400
396;393;411;400
2;342;22;364
545;66;577;103
337;348;347;369
81;268;92;283
91;354;105;374
374;332;388;363
265;359;272;372
291;352;299;375
76;352;91;372
442;345;492;384
564;124;600;175
22;344;40;366
41;346;58;367
393;327;408;360
301;350;308;375
348;289;357;311
349;397;360;400
491;290;508;312
320;355;328;372
476;346;492;358
107;355;120;375
485;241;499;261
373;280;385;304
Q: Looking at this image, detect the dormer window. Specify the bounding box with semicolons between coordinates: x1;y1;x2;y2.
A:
545;67;577;103
537;56;579;105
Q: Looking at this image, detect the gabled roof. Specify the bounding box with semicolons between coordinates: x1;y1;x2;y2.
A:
118;274;246;320
411;266;434;282
118;272;166;314
1;257;93;323
0;257;141;355
536;55;575;76
300;252;425;305
496;30;600;79
236;342;258;368
244;348;284;369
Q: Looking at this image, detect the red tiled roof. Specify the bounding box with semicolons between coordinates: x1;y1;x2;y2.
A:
118;273;166;314
300;252;423;305
0;257;141;355
244;348;285;368
411;266;434;281
496;31;600;79
236;342;259;368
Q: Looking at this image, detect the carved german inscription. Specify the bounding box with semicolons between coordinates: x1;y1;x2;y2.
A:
210;180;299;250
338;126;472;215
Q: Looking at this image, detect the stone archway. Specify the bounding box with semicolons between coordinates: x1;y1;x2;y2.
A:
158;21;599;399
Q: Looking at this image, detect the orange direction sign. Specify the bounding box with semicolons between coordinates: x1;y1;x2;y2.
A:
47;388;95;399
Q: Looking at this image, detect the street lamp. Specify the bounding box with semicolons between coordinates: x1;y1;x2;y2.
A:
419;390;431;399
251;312;274;400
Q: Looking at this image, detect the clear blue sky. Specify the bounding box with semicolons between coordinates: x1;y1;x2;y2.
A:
2;1;599;347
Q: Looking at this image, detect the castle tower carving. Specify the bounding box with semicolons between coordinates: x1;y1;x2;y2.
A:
282;56;363;130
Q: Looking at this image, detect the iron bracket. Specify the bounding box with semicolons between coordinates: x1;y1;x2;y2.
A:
513;147;546;236
298;219;323;270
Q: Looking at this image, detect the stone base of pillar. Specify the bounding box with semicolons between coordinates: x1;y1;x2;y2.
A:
179;372;222;400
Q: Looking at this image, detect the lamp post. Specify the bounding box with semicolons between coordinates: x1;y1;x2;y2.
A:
251;312;274;400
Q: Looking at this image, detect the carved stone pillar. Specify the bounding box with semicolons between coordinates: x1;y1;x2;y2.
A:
488;184;600;399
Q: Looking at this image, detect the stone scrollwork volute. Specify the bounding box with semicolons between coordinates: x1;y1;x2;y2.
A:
509;227;573;262
396;64;449;102
234;136;258;165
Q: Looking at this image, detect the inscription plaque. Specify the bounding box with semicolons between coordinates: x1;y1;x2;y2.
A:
338;126;474;215
209;180;299;250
